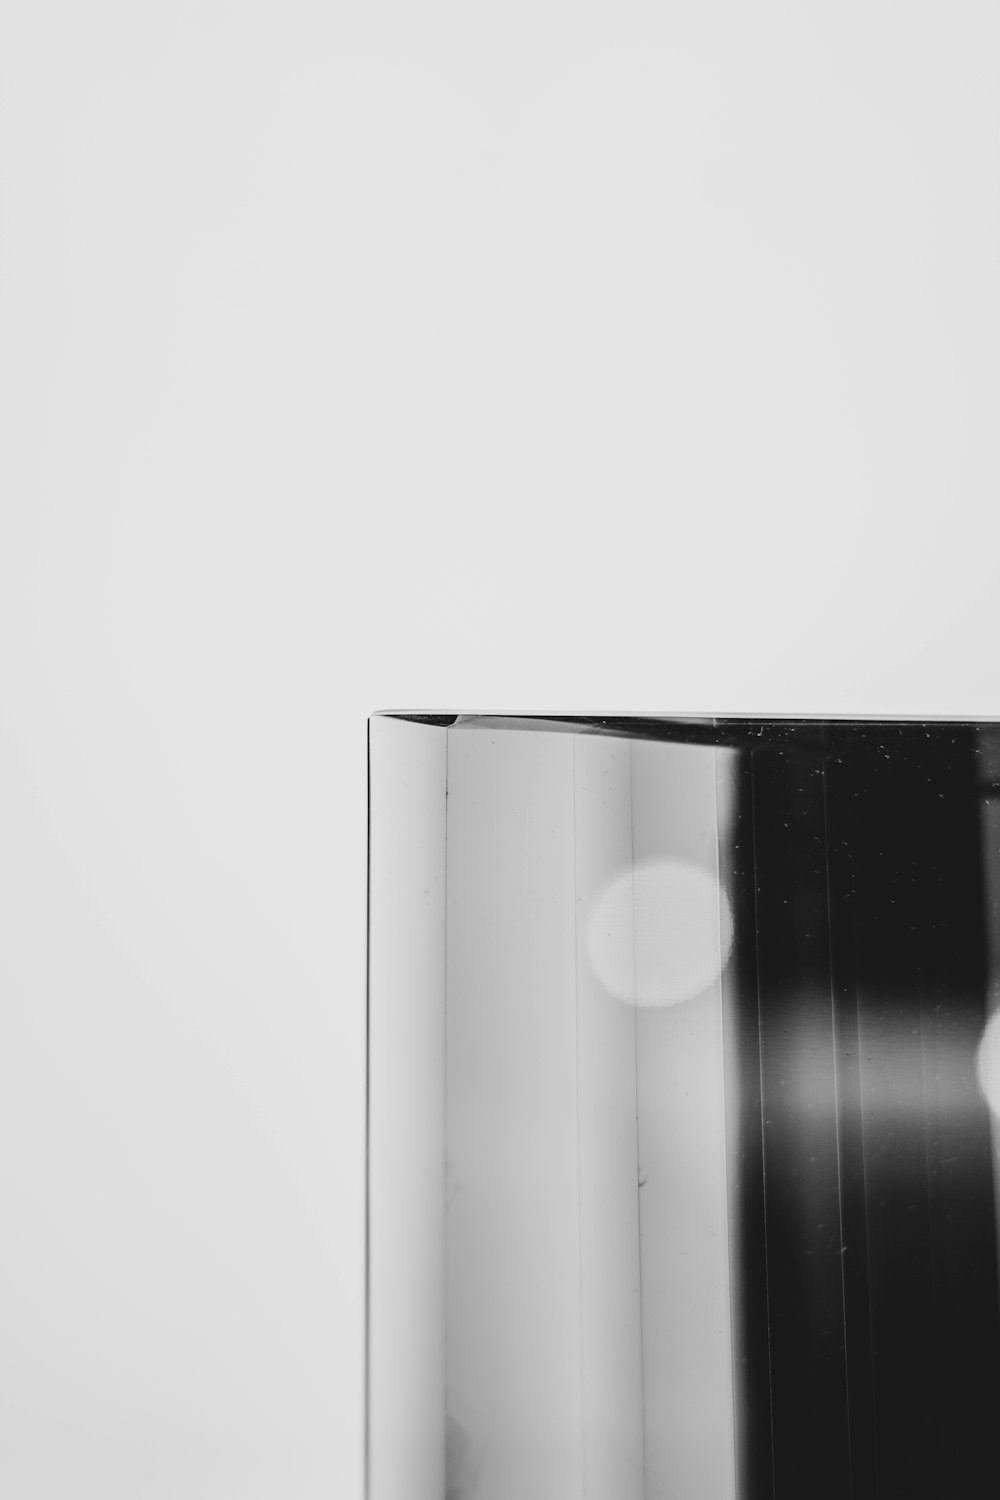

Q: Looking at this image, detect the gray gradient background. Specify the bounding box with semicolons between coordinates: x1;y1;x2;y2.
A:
2;2;1000;1495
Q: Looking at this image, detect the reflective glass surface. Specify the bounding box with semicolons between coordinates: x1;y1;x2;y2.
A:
368;716;1000;1500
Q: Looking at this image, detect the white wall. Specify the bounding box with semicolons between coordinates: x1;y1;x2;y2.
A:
2;1;1000;1495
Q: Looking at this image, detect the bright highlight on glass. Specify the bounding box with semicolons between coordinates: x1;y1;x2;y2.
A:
975;1010;1000;1118
586;857;734;1007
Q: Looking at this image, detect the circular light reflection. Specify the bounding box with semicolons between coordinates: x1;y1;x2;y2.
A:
975;1009;1000;1117
586;858;734;1007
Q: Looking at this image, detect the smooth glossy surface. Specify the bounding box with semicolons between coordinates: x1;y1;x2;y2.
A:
368;716;1000;1500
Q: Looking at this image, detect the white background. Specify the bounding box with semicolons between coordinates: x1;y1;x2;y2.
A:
1;1;999;1495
